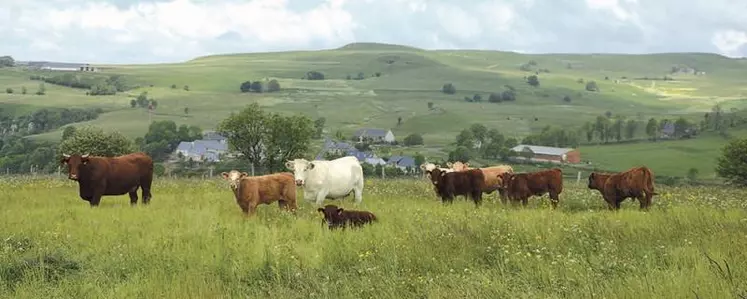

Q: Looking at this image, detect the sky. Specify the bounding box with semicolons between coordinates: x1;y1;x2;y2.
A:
1;0;746;64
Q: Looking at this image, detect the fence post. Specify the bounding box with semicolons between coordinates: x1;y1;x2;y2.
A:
251;164;255;176
576;171;582;184
381;165;385;179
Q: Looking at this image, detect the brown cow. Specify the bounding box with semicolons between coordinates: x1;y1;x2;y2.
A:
60;152;154;207
425;168;485;206
587;166;658;210
221;170;298;217
499;168;563;208
317;204;377;230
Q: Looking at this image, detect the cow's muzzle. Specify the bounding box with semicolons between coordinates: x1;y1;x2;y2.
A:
68;174;78;181
295;180;304;186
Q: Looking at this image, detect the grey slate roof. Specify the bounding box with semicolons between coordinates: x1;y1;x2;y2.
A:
353;128;389;137
388;155;416;168
511;144;574;156
176;140;228;161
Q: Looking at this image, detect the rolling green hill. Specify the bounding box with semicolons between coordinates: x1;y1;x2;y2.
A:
1;42;747;178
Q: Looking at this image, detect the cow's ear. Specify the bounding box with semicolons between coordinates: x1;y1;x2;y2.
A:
336;208;344;214
464;162;470;167
221;172;229;179
440;171;447;176
307;162;315;170
240;172;249;178
317;208;324;213
446;162;453;167
284;161;293;169
589;173;594;179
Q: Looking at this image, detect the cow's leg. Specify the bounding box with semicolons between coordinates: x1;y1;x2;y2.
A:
314;190;329;206
89;193;103;207
353;185;363;206
246;201;259;217
141;174;153;205
129;187;139;206
549;191;560;209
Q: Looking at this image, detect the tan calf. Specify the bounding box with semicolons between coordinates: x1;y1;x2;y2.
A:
221;170;298;217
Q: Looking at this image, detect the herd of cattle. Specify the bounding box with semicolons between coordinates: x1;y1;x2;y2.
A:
58;152;658;229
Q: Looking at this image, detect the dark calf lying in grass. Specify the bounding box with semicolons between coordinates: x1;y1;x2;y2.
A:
317;204;377;230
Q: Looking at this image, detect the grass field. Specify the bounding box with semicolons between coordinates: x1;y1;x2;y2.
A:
2;177;746;298
2;42;747;177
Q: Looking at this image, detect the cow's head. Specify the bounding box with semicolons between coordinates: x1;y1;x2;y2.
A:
285;158;314;186
425;168;447;186
449;161;470;171
221;170;248;190
317;204;344;228
587;172;609;191
497;172;514;189
60;153;90;181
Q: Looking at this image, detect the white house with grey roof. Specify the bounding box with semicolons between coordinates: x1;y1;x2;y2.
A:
26;61;97;72
352;128;395;144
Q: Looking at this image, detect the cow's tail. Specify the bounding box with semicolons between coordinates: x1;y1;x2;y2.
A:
642;166;658;195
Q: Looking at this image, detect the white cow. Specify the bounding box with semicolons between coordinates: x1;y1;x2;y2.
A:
285;156;364;206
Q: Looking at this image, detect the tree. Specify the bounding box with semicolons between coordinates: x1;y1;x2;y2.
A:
313;117;326;139
184;107;189;115
455;129;474;148
715;138;747;186
266;79;281;92
674;117;691;138
646;118;659;141
448;146;471;162
36;82;46;95
472;94;482;102
595;116;611;143
527;75;540;87
240;81;252;92
5;88;12;94
582;122;594;142
403;133;424;146
624;119;638;140
61;126;77;141
58;126;135;157
501;90;516;101
305;71;325;80
21;86;27;94
413;153;425;168
441;83;456;94
586;81;599;92
183;85;190;91
563;95;571;102
130;99;137;108
217;103;314;172
488;92;502;103
427;102;434;109
141;120;201;161
612;118;624;142
469;123;487;147
0;56;14;67
686;168;699;183
250;81;263;92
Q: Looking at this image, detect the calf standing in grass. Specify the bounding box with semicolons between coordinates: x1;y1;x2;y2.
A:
587;166;658;210
317;204;377;230
221;170;297;217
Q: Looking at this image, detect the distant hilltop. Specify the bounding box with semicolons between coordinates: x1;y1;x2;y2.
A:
15;61;98;72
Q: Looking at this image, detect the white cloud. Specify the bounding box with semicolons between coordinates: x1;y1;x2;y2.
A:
712;30;747;57
0;0;745;63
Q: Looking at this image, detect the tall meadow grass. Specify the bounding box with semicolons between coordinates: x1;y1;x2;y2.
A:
1;176;746;298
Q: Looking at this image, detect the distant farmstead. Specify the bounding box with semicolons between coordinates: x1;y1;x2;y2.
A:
352;128;395;144
175;132;230;162
26;61;97;72
510;144;581;164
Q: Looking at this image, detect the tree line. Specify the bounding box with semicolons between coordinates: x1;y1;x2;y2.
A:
29;74;135;96
0;107;101;137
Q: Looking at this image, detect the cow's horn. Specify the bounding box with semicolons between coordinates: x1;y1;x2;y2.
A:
81;153;90;158
62;154;70;158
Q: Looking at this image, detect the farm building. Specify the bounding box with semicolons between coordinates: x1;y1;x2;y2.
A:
26;61;97;72
387;155;417;173
510;144;581;164
352;128;396;144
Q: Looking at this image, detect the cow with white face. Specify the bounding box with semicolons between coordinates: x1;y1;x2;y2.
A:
285;156;365;206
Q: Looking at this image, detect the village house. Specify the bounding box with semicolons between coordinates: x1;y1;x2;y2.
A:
387;155;417;173
175;132;230;162
317;137;387;165
510;144;581;164
352;128;396;144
